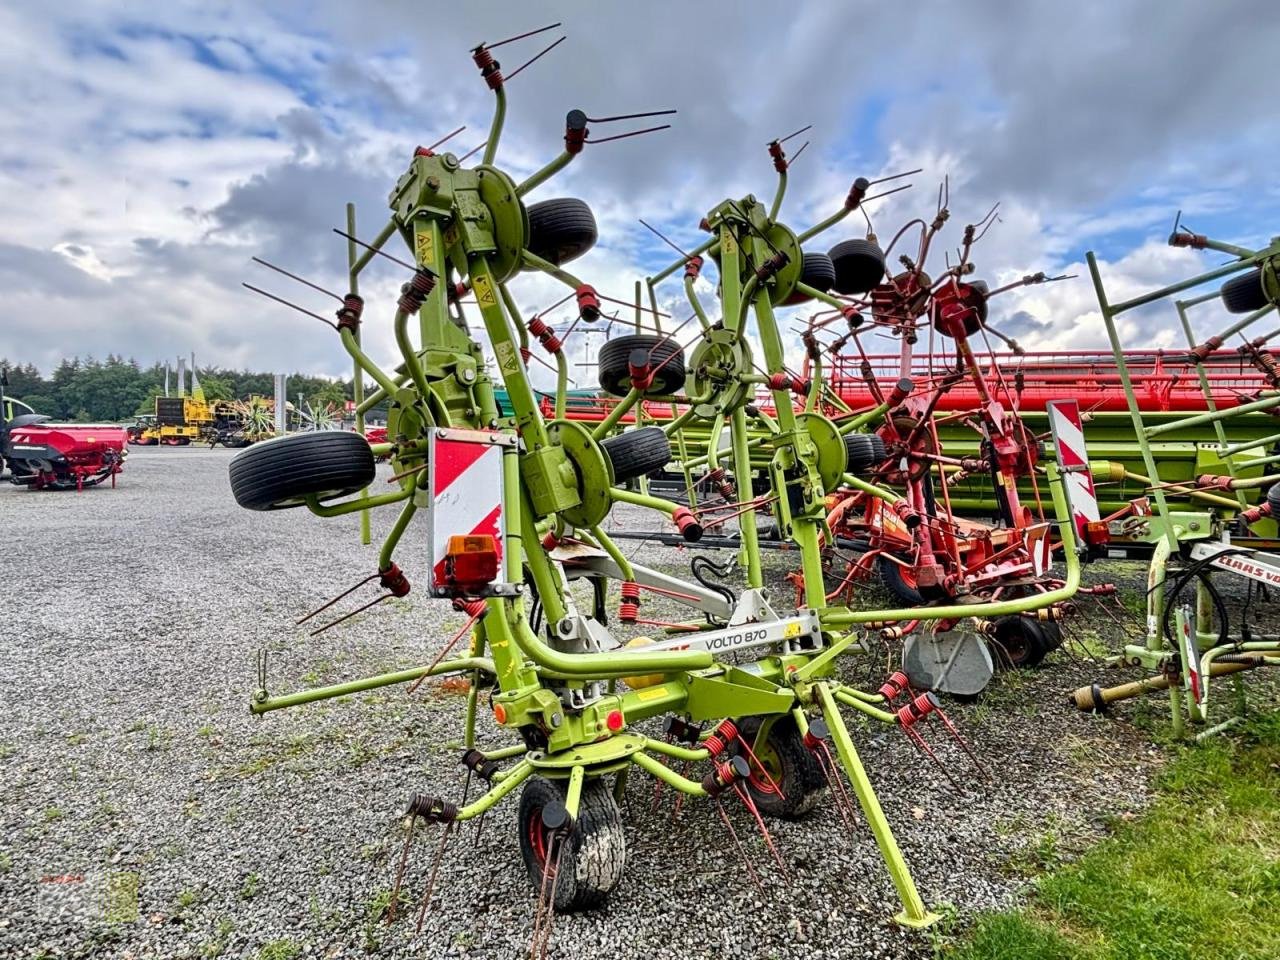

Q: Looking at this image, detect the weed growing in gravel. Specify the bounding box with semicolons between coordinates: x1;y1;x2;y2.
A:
0;853;11;873
200;918;235;959
239;873;261;901
949;710;1280;959
255;940;301;960
144;724;171;752
43;807;63;821
176;887;202;910
0;742;15;759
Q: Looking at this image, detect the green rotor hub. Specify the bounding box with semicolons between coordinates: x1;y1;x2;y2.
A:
798;412;848;493
475;164;528;283
547;418;613;528
689;327;754;417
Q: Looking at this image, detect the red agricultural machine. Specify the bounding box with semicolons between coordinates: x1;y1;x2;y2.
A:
0;371;127;491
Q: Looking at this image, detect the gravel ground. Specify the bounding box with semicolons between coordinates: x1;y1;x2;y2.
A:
0;446;1202;959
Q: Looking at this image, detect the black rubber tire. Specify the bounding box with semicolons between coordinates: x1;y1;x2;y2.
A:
598;334;686;397
989;615;1052;670
735;715;827;819
518;776;625;912
827;238;886;295
229;432;375;511
844;432;887;472
1221;269;1269;314
878;555;923;605
782;252;837;305
1267;481;1280;517
525;198;598;267
600;427;671;484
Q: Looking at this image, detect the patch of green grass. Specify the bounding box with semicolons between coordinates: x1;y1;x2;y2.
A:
43;807;63;822
239;873;261;901
255;940;300;960
948;711;1280;960
200;917;235;958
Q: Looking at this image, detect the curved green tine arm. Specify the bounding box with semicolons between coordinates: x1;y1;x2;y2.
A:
590;388;643;440
482;85;506;166
684;274;712;332
589;524;635;583
521;248;587;291
394;308;432;402
454;758;536;822
340;328;401;398
631;751;708;797
646;236;717;288
304;486;413;517
517;148;574;197
250;656;496;714
769;166;788;221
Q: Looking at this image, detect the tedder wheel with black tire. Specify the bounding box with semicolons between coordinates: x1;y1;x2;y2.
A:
827;237;886;295
878;555;924;605
525;198;598;267
844;432;887;472
781;252;837;305
600;427;671;484
734;714;827;819
229;431;375;511
518;776;625;912
988;614;1058;670
1220;268;1270;314
597;334;686;397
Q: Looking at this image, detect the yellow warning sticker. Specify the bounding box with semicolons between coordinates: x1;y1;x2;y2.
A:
495;340;520;375
635;685;670;702
473;273;498;307
415;230;435;265
784;622;801;639
721;232;737;256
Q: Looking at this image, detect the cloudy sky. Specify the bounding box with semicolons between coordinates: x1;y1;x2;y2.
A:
2;1;1277;387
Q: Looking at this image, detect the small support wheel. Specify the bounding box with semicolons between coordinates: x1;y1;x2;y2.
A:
229;432;375;511
524;198;598;267
518;776;626;912
600;427;671;484
598;334;686;397
734;715;827;819
988;615;1054;670
827;237;886;294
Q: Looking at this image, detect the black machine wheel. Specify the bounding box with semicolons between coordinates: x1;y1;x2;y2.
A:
878;555;924;605
844;432;887;472
735;714;827;819
781;252;837;305
600;427;671;484
229;432;375;511
988;615;1058;670
518;776;625;912
1267;481;1280;516
598;334;686;397
827;238;886;295
525;198;598;267
1220;269;1269;315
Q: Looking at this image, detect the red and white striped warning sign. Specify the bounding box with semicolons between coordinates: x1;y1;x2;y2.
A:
1046;399;1100;542
427;430;506;590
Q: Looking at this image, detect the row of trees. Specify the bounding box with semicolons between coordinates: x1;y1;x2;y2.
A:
0;356;357;423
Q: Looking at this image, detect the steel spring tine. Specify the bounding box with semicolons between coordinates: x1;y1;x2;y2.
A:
414;825;452;934
732;782;787;877
296;571;380;625
903;726;963;793
386;815;417;923
308;591;392;637
714;798;763;893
